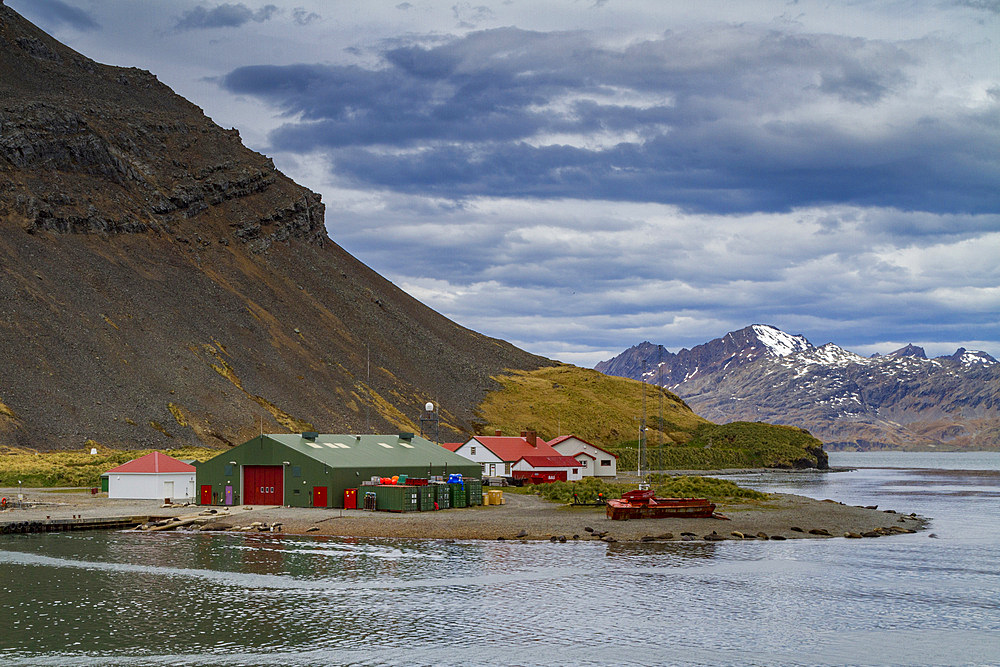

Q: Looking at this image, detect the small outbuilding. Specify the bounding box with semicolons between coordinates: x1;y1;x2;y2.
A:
511;455;584;483
105;451;197;502
196;432;481;508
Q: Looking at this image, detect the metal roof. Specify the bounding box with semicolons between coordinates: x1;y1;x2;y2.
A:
469;435;562;461
257;433;478;468
518;455;584;468
106;451;195;474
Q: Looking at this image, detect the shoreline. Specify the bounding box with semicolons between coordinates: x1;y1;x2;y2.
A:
0;486;927;542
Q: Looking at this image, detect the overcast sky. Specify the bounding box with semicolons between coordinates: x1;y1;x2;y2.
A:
12;0;999;366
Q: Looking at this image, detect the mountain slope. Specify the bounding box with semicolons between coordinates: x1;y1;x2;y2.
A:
0;4;549;449
597;325;1000;451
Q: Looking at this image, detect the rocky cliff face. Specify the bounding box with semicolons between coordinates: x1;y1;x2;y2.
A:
0;5;549;450
598;326;1000;451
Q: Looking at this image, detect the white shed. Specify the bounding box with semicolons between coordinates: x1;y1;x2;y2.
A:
106;452;196;501
548;435;618;478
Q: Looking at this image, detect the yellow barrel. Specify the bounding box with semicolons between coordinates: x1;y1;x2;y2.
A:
487;489;503;505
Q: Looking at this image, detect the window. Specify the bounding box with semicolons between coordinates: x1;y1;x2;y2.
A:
292;466;302;477
505;462;511;475
581;460;588;468
573;469;579;474
471;446;476;455
600;460;612;467
481;463;488;473
224;464;233;476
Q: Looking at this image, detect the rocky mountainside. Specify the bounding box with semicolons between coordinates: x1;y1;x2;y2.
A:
597;325;1000;450
0;4;549;450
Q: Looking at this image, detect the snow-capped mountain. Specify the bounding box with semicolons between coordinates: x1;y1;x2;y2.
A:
596;326;1000;451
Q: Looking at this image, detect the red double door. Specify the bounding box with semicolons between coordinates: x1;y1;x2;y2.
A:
243;465;284;505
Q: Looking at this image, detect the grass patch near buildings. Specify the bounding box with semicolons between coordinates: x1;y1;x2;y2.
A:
0;445;222;487
520;475;769;504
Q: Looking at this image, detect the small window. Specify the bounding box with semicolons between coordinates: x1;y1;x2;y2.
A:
224;464;233;476
581;460;588;468
600;460;612;467
481;463;488;473
471;446;476;455
573;469;579;474
292;466;302;477
505;462;511;475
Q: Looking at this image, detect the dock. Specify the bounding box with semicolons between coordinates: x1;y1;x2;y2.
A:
0;515;150;534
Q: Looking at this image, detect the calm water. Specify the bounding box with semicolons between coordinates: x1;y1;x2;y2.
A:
1;452;998;666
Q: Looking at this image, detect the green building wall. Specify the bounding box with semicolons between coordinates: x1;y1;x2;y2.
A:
196;433;481;508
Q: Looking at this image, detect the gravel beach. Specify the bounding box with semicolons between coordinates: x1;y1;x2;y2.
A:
1;486;927;542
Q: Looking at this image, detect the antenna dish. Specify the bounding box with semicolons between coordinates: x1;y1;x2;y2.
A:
425;402;435;412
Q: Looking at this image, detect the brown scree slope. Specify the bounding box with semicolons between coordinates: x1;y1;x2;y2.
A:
0;4;550;450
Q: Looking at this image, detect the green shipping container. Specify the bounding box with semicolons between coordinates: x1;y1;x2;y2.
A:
372;485;419;512
433;484;451;509
448;482;467;508
417;486;436;511
465;478;483;506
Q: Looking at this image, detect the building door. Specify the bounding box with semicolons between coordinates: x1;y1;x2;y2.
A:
163;480;174;502
244;465;283;505
224;485;233;505
313;486;328;507
489;463;496;476
200;485;212;505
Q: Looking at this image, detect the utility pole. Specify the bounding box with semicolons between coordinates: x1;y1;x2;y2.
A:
640;359;647;476
658;344;664;447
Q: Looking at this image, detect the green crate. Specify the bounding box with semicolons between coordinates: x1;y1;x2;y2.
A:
433;484;451;509
417;485;436;511
372;485;419;512
448;482;467;508
465;478;483;506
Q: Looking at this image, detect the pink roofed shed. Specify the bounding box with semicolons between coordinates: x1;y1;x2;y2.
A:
105;452;196;501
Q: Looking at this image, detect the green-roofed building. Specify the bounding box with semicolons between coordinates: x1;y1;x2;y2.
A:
196;432;480;508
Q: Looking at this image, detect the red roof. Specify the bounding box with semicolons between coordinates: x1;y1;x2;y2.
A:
106;451;195;474
518;455;583;469
470;436;562;461
440;442;463;452
548;434;617;458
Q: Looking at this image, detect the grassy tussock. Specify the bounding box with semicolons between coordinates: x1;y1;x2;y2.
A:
522;475;768;504
0;445;222;487
611;421;826;470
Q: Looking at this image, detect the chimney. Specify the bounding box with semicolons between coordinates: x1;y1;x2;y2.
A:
495;429;502;436
526;430;537;447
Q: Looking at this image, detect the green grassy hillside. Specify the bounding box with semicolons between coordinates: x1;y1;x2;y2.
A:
477;366;828;469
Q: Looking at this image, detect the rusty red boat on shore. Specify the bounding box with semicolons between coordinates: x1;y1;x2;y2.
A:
605;489;716;520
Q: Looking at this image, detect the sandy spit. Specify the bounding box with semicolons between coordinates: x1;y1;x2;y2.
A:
0;487;927;542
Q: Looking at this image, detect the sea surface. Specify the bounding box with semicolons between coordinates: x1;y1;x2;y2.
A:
1;452;998;666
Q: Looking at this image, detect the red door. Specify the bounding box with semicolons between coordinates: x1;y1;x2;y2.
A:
344;488;357;509
313;486;328;507
200;485;212;505
244;465;283;505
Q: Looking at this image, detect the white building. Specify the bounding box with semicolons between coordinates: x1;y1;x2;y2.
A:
447;430;581;481
105;451;196;501
548;435;618;478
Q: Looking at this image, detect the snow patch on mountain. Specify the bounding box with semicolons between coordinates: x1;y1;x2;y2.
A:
751;324;811;357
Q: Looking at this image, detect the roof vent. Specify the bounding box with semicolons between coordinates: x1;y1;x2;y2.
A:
399;432;414;441
302;431;319;441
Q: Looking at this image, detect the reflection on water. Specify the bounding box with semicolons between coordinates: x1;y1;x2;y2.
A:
1;452;999;666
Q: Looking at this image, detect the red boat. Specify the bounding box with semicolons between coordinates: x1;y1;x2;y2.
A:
605;488;716;520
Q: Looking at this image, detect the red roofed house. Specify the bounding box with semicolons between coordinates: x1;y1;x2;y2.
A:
548;435;618;478
451;430;581;482
105;451;197;501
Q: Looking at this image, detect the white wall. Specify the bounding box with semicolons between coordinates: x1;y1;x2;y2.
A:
108;473;196;500
551;437;617;477
453;438;505;476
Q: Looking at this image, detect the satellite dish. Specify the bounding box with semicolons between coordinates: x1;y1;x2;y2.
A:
425;402;435;412
90;448;98;455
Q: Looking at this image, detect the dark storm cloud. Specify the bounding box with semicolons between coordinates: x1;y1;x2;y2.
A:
16;0;99;31
220;25;998;215
174;3;278;31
